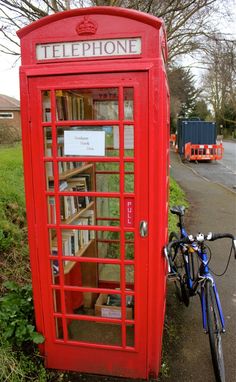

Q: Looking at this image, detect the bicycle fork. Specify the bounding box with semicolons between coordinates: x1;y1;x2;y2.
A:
200;279;226;333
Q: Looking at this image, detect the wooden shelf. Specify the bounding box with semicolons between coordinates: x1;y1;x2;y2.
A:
48;163;94;182
64;239;94;274
58;163;94;180
62;201;94;225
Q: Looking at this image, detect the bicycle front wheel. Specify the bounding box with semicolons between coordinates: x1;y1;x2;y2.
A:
205;279;225;382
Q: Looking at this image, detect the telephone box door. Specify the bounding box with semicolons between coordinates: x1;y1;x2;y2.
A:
28;71;149;379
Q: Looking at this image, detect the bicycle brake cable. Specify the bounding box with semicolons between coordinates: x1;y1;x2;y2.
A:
208;244;234;277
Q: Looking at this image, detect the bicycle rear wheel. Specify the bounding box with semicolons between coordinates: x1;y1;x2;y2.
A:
205;279;225;382
168;232;189;306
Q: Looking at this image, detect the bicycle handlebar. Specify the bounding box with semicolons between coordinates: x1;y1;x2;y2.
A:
206;232;235;241
166;232;236;259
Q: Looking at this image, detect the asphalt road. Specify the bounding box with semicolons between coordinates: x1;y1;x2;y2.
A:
163;150;236;382
183;141;236;192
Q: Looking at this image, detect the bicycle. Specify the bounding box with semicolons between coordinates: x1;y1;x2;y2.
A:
164;205;236;382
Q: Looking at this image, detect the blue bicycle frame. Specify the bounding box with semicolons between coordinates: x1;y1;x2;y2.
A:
179;226;225;333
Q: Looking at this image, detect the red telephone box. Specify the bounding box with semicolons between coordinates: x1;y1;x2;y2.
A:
17;7;169;380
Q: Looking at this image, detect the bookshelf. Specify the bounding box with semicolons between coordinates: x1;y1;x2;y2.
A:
46;150;98;306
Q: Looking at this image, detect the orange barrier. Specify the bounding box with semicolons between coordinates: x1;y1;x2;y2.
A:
184;142;224;161
170;134;176;146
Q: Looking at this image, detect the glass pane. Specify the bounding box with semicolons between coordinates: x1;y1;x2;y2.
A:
125;232;134;259
97;231;120;259
124;125;134;157
59;194;94;224
47;196;56;224
96;197;120;226
96;293;133;320
63;262;120;289
96;163;120;193
55;88;118;121
65;290;84;314
57;161;119;193
126;324;135;347
64;264;97;309
124;162;134;172
57;126;119;157
45;162;54;191
44;127;52;156
55;318;64;340
99;264;120;285
125;242;134;260
59;228;95;258
125;173;134;193
124;163;134;193
58;162;94;182
68;320;122;346
42;90;51;122
124;88;134;120
49;229;57;255
126;265;134;289
125;232;134;240
50;260;60;283
52;289;61;313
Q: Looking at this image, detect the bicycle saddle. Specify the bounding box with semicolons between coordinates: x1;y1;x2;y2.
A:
170;205;186;216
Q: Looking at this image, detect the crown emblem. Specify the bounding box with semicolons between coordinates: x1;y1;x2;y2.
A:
76;16;98;35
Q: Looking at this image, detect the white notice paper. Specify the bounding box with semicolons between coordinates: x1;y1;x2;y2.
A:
64;130;105;156
101;307;122;319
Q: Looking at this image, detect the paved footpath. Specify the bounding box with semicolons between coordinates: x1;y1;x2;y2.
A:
161;150;236;382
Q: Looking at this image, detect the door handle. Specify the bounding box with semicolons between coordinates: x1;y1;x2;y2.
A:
139;220;148;237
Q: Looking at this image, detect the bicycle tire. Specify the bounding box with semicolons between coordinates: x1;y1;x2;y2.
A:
205;279;225;382
168;232;189;306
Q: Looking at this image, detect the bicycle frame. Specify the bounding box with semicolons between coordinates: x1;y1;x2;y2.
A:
178;224;225;333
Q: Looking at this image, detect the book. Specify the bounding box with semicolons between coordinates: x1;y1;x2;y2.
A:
48;197;56;224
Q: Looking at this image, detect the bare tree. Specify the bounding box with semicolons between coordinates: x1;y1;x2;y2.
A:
0;0;234;61
90;0;235;61
202;38;236;130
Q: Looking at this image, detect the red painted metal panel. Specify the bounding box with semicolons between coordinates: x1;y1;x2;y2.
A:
26;72;149;378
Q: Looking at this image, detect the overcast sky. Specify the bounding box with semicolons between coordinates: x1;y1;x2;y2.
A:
0;6;235;101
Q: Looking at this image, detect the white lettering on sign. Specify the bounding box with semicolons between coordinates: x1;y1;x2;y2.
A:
125;198;134;227
36;38;141;60
64;130;105;156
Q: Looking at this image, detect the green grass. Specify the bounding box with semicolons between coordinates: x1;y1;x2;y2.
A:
0;144;30;289
169;177;188;234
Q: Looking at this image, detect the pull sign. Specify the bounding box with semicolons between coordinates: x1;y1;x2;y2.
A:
124;198;134;227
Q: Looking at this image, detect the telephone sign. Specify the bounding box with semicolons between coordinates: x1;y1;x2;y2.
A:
36;37;142;60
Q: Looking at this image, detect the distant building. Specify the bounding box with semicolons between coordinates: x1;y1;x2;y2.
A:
0;94;21;143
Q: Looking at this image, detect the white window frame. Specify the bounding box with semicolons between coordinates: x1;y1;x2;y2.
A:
0;112;14;119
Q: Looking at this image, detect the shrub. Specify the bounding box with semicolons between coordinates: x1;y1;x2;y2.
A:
0;281;44;346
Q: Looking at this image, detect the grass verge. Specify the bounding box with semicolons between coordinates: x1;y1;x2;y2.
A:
0;144;31;289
